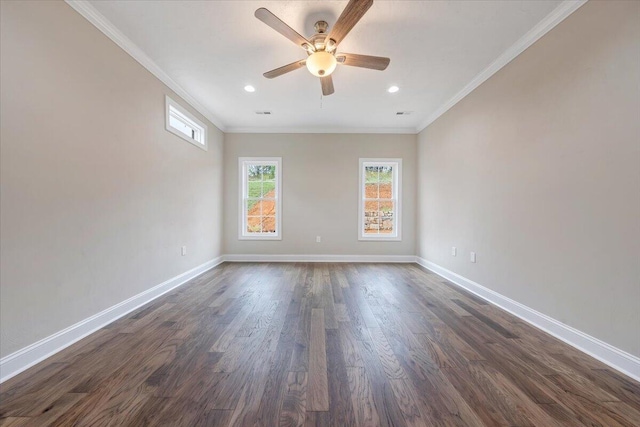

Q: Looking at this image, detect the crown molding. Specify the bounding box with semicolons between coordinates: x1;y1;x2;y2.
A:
64;0;227;132
416;0;588;133
225;126;418;135
66;0;586;136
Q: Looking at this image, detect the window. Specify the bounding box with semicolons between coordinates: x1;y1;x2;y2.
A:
239;157;282;240
359;158;402;241
165;96;208;151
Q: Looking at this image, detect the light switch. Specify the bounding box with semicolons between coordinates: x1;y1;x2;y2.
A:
470;251;476;263
451;247;457;256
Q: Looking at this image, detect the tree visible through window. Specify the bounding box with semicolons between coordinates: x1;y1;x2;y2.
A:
239;158;282;240
359;159;402;240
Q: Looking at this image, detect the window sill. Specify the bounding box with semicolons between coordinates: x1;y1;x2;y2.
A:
238;235;282;241
358;236;402;242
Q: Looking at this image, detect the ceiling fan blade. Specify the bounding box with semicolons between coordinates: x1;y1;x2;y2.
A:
255;8;314;51
263;60;307;79
325;0;373;47
336;53;390;70
321;76;335;96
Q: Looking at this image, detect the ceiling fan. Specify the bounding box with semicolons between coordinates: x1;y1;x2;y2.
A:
255;0;390;96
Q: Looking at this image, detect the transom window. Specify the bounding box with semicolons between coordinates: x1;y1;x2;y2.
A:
359;158;402;241
165;96;208;150
239;157;282;240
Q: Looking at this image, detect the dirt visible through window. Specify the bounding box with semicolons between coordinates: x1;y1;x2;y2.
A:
246;183;393;234
247;190;276;232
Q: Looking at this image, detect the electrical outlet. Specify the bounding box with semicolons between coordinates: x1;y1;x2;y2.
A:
181;246;187;256
451;247;457;256
470;251;476;263
316;236;321;243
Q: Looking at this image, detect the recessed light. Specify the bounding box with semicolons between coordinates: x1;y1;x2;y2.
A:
244;85;256;93
388;85;399;93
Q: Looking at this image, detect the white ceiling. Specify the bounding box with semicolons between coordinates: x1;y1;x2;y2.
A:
84;0;569;133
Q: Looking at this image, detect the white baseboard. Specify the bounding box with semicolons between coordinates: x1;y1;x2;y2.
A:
5;255;636;384
0;256;224;384
416;257;640;382
222;254;417;263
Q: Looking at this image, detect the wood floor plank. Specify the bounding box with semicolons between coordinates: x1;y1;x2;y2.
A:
387;378;426;427
308;308;329;411
325;329;357;426
346;367;380;426
442;363;532;426
1;262;638;426
337;321;365;368
368;328;408;379
290;296;312;373
0;417;30;426
352;337;409;427
20;393;87;427
279;372;307;427
254;297;300;426
209;298;257;352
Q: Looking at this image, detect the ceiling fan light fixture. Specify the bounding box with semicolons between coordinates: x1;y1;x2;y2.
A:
306;51;337;77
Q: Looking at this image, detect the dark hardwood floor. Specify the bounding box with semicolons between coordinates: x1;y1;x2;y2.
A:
1;262;639;426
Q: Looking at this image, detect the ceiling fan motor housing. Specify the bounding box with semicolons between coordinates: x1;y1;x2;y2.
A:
310;33;333;52
314;20;329;34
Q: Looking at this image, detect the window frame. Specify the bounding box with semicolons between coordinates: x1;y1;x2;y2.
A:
238;157;283;240
165;95;208;151
358;158;402;241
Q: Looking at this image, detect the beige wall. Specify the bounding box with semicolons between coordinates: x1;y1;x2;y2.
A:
0;1;224;358
417;1;640;357
224;133;416;256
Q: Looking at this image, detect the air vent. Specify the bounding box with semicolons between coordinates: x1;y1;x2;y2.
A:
396;111;412;116
255;111;272;115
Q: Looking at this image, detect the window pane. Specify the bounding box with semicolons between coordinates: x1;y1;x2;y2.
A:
262;217;276;233
364;201;379;234
169;115;194;139
378;182;392;200
365;183;379;199
364;200;379;211
261;199;276;217
379;201;394;234
246;198;260;216
379;166;392;200
379;166;393;183
167;98;207;149
365;166;379;183
248;181;263;198
247;217;262;233
248;165;262;181
262;165;276;181
262;180;276;198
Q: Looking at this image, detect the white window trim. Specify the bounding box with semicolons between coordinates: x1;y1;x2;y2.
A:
358;158;402;241
238;157;283;240
165;95;208;151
